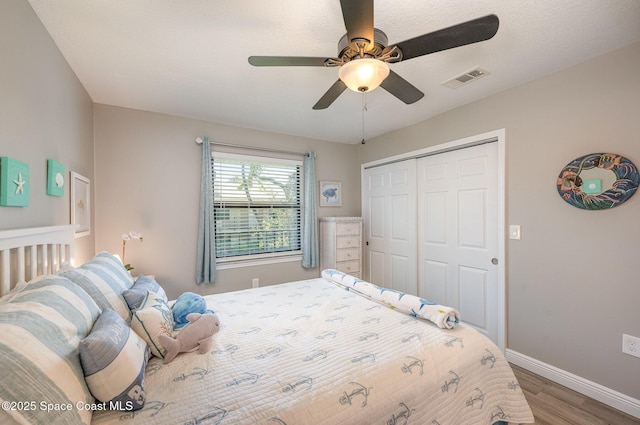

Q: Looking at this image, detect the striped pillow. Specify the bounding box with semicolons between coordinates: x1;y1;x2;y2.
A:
0;275;101;425
60;252;134;322
79;308;150;411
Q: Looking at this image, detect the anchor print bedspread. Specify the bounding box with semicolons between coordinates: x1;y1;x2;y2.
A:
92;276;533;425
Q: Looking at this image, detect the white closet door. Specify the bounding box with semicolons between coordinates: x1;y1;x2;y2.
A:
362;159;417;294
417;142;499;342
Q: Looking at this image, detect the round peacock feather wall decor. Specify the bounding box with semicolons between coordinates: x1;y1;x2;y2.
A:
556;153;639;210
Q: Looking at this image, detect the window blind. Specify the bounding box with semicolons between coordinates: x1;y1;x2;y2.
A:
212;154;302;260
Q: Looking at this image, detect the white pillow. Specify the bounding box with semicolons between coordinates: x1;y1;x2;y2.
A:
130;291;174;358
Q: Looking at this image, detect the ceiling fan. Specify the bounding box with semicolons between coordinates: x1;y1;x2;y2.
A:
248;0;499;110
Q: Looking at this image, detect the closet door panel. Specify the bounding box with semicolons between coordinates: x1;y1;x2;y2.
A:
362;160;417;293
417;142;499;342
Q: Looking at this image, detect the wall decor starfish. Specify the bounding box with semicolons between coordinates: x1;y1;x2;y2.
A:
1;156;29;207
13;173;26;195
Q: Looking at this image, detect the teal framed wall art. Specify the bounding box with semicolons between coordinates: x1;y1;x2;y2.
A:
0;156;29;207
47;159;65;197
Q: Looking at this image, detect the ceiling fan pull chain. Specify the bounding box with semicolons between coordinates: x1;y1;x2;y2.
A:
361;91;367;144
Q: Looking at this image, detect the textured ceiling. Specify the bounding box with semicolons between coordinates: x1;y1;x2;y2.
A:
28;0;640;144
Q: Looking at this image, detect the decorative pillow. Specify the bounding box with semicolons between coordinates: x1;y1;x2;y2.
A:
130;291;173;358
60;251;134;322
123;275;168;310
0;275;101;425
79;308;150;411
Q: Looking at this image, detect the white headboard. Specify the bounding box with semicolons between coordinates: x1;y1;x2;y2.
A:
0;225;75;297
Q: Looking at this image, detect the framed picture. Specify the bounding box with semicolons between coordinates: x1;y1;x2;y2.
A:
47;159;65;197
0;156;29;207
70;171;90;237
320;181;342;207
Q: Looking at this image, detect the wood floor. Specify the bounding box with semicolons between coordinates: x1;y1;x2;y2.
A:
511;364;640;425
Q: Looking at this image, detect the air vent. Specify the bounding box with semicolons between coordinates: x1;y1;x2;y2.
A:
442;67;489;89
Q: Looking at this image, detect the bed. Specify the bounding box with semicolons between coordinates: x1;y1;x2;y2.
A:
0;225;534;425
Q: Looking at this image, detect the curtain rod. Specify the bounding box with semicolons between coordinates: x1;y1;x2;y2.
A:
195;137;306;157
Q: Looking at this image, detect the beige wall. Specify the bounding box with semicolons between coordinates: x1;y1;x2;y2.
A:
0;0;95;263
357;42;640;399
93;105;360;298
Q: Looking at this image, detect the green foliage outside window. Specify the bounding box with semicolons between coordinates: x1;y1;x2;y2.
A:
213;157;301;259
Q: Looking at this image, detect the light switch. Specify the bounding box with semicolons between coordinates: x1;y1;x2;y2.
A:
509;225;521;240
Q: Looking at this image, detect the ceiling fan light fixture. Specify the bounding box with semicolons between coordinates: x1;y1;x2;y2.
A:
339;58;389;93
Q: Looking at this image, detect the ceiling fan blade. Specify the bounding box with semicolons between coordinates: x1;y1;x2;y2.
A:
313;80;348;110
248;56;329;67
380;70;424;104
340;0;374;49
389;14;499;62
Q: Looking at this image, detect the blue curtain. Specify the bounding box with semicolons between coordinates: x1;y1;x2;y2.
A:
196;136;216;283
302;151;318;269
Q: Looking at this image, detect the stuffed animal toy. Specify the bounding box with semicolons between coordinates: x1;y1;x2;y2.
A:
171;292;214;329
158;312;220;363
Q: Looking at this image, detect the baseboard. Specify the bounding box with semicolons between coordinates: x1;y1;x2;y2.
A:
506;349;640;419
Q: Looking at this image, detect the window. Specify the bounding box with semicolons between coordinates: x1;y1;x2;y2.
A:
212;152;302;263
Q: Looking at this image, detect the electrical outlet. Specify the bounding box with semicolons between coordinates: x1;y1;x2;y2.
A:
622;334;640;358
252;278;259;288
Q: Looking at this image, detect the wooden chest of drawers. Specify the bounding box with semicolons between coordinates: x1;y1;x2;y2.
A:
319;217;363;278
